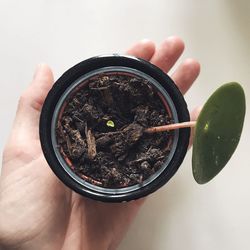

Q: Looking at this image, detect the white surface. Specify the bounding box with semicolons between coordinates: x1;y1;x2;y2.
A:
0;1;249;249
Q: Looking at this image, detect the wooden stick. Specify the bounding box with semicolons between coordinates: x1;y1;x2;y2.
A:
145;121;196;134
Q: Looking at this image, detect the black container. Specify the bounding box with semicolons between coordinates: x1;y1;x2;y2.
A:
39;55;190;202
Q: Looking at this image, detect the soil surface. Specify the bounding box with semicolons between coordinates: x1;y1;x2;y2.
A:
56;73;174;188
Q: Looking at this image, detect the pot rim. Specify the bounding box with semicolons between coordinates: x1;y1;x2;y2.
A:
51;66;179;194
39;54;190;202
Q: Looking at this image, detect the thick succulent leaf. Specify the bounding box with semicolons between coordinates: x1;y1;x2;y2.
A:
192;82;246;184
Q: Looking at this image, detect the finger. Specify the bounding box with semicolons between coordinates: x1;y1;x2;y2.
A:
189;106;202;148
150;36;184;73
23;64;54;112
126;39;156;61
171;58;200;94
13;64;54;141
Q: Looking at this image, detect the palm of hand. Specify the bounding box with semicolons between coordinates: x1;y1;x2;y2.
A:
0;38;200;250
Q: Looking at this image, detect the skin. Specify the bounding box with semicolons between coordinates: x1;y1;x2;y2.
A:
0;37;200;250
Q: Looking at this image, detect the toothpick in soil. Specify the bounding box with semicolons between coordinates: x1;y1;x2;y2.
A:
145;121;196;134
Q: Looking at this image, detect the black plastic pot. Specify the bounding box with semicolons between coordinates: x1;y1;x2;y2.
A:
39;55;190;202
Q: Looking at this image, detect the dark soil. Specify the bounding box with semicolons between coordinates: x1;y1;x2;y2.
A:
56;73;174;188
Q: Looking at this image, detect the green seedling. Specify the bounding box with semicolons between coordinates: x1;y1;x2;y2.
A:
106;120;115;128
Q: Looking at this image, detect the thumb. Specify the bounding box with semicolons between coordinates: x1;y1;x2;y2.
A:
12;64;54;142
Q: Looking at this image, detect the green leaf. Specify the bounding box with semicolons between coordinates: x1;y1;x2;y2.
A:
192;82;246;184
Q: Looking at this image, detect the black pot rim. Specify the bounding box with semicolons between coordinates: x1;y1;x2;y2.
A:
39;54;190;202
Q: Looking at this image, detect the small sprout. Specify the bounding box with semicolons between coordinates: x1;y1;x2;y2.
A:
106;120;115;128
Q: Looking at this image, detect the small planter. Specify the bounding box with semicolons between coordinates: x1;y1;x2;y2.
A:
39;55;190;202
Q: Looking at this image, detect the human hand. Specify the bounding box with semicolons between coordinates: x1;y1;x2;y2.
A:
0;37;200;250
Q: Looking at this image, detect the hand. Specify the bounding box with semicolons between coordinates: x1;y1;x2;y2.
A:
0;37;200;250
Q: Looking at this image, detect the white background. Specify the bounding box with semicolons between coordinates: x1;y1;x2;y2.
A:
0;1;249;249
